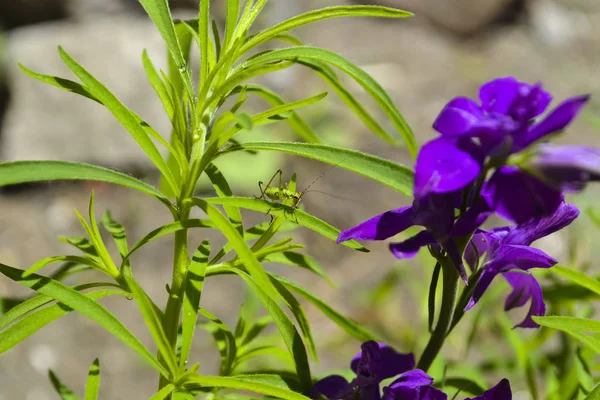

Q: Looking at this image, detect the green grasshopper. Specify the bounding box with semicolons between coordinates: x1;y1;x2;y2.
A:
256;169;326;223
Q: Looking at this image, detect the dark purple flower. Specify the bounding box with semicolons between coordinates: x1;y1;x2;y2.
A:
482;166;564;224
421;77;589;221
523;143;600;192
466;379;512;400
313;341;414;400
337;191;483;282
382;370;447;400
465;202;579;327
433;77;589;154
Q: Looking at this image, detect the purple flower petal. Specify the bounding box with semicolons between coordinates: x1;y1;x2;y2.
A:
466;378;512;400
313;375;349;399
483;166;564;224
387;370;434;390
503;202;579;246
526;144;600;191
414;137;481;196
465;262;503;311
389;231;436;259
479;77;519;114
337;206;414;243
503;271;546;328
350;342;415;382
519;94;590;148
491;244;557;271
508;82;552;122
452;199;493;237
433;97;484;136
382;370;447;400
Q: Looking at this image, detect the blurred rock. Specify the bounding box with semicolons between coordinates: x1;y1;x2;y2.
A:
2;17;172;170
0;0;68;30
359;0;522;34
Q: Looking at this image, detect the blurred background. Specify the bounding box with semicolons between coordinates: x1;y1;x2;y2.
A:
0;0;599;399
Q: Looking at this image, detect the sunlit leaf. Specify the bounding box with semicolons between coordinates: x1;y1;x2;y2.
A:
84;359;101;400
200;196;368;252
0;264;170;378
218;142;413;196
0;161;170;207
242;47;417;156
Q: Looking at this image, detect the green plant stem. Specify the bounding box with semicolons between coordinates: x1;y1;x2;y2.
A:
158;211;190;392
417;256;459;372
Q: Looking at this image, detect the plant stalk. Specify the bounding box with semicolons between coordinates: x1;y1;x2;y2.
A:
158;211;190;392
417;256;459;372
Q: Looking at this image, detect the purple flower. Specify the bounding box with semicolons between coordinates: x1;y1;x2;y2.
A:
337;190;483;282
433;77;589;154
466;379;512;400
465;202;579;328
313;341;414;400
424;77;589;223
382;370;447;400
523;143;600;192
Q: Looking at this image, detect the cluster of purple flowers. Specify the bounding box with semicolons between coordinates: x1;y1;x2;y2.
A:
338;77;597;327
313;341;511;400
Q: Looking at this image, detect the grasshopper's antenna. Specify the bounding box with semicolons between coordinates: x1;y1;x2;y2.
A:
300;142;379;195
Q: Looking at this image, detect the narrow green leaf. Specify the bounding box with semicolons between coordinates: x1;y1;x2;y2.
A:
264;251;334;286
428;263;441;333
241;6;412;54
242;47;417;156
552;265;600;297
438;377;484;396
123;265;178;376
123;219;214;267
219;142;414;196
59;236;99;258
241;84;321;143
0;161;170;206
180;374;310;400
586;382;600;400
138;0;187;80
19;63;99;102
198;308;236;375
212;20;222;61
235;346;291;368
205;164;244;235
180;241;210;369
86;192;120;276
273;274;377;343
149;384;176;400
191;199;283;302
224;0;241;50
142;49;174;119
271;278;318;362
200;196;369;252
0;289;125;355
299;59;394;145
84;359;101;400
237;316;273;348
0;264;170;378
198;0;210;84
101;211;128;258
57;47;180;195
533;316;600;334
49;370;81;400
199;267;312;391
23;255;102;278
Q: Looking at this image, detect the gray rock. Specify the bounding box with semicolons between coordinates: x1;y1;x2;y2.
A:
358;0;520;34
2;17;173;170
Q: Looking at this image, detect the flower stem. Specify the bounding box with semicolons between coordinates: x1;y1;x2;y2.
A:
417;256;459;372
158;213;190;392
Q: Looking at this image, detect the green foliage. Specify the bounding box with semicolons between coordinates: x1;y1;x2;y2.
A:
0;0;420;398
